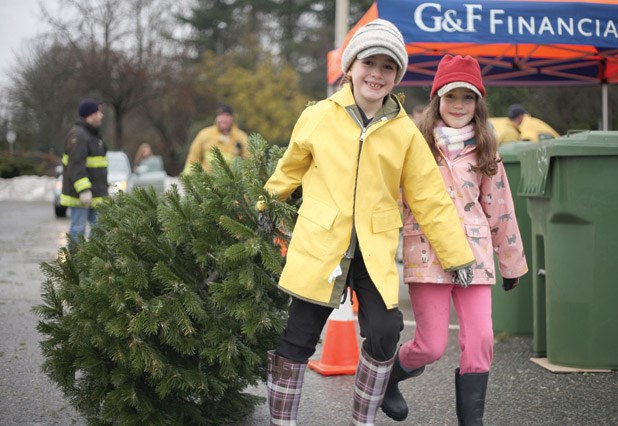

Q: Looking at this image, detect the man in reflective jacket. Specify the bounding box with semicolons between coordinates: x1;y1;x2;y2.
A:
61;98;109;241
182;104;248;174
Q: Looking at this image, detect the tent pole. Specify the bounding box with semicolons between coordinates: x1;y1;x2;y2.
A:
329;0;349;96
335;0;349;49
602;83;609;131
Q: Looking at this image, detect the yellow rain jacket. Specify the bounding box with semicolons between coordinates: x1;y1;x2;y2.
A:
264;85;474;308
183;124;248;173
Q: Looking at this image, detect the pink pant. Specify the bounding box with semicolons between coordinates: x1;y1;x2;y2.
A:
399;283;493;374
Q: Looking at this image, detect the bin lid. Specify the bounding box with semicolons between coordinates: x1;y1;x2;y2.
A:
498;141;537;163
518;131;618;198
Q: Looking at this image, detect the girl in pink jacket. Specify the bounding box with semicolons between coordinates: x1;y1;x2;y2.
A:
381;55;528;425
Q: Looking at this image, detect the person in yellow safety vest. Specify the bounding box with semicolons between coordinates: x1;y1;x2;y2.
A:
497;103;527;145
182;104;249;174
61;98;109;241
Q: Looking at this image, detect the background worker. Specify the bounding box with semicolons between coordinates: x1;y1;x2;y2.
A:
497;103;527;145
183;104;249;173
133;142;153;171
61;98;108;242
409;104;426;125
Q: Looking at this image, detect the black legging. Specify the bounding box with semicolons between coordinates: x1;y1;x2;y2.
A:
276;248;403;363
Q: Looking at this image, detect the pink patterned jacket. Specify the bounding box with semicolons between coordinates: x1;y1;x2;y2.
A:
402;145;528;285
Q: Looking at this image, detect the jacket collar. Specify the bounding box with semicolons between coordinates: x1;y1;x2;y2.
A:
76;119;101;137
216;123;241;137
330;84;404;127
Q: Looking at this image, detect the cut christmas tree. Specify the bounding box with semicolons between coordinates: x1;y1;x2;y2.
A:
34;135;298;425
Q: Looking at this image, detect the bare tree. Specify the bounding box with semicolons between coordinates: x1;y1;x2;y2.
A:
37;0;189;149
7;41;80;153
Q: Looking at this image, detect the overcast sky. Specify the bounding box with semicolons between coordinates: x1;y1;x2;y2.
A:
0;0;59;87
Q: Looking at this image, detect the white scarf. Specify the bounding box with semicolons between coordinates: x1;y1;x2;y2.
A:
434;121;475;160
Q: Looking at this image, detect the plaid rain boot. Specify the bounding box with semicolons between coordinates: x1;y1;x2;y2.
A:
455;368;489;426
267;350;307;426
351;348;395;426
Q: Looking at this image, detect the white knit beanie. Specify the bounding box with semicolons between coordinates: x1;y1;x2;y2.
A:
341;19;408;85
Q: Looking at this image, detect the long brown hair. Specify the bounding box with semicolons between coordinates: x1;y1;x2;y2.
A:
418;94;499;176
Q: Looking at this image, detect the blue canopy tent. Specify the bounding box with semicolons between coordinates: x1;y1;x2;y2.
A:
328;0;618;129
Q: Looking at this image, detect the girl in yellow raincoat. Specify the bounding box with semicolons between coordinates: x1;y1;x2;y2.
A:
258;20;474;426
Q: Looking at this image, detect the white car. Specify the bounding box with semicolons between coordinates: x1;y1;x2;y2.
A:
106;151;132;196
53;150;132;217
129;155;167;193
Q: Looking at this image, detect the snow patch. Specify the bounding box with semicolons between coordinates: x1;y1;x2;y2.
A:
0;176;180;201
0;176;56;201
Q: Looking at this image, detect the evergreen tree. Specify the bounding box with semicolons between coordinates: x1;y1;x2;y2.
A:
34;135;297;425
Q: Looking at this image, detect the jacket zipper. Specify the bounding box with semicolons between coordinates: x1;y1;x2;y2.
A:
344;114;367;259
353;123;366;217
346;113;389;259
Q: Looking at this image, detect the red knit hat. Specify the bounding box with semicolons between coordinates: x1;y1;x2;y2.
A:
430;55;485;98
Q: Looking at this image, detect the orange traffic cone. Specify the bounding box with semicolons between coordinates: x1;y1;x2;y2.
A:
308;291;359;376
352;290;359;314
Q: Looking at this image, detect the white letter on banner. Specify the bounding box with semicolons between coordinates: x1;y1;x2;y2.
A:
464;4;482;32
604;20;618;38
415;3;442;33
557;18;574;36
489;9;505;34
538;17;555;35
519;16;535;35
442;10;464;32
578;18;592;37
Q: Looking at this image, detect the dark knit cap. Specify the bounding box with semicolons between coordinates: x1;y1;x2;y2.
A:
216;104;234;115
508;104;527;119
78;98;102;118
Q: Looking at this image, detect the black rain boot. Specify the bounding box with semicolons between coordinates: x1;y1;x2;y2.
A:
380;351;425;421
455;368;489;426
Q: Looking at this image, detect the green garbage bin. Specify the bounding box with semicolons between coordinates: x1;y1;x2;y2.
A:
518;131;618;369
520;165;551;357
491;142;534;335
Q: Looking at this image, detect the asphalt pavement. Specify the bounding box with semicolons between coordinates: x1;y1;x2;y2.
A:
1;201;616;426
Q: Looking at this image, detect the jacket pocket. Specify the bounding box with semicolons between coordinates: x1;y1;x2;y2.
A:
297;195;338;230
290;195;339;257
401;225;433;268
372;207;402;233
464;224;489;246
